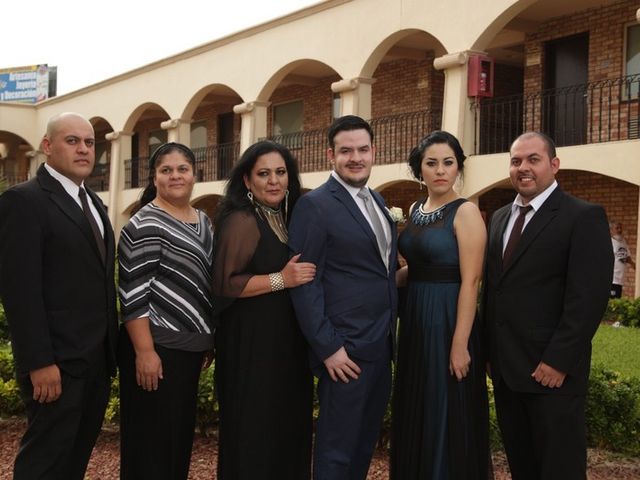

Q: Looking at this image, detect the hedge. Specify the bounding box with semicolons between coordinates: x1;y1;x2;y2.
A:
605;298;640;328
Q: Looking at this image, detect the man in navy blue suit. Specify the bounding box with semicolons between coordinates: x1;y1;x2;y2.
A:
289;115;397;480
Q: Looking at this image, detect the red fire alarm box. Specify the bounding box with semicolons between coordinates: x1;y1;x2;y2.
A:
468;54;494;97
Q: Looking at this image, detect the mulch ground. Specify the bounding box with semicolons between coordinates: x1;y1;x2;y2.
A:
1;417;639;479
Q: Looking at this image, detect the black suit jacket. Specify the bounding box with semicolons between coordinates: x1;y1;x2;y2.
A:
482;187;612;395
0;164;118;377
289;176;398;368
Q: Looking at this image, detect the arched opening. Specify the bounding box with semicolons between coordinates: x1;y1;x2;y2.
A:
87;117;114;192
183;85;243;182
123;103;171;190
0;131;36;189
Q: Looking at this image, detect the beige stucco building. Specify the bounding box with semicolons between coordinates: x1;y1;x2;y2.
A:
1;0;639;293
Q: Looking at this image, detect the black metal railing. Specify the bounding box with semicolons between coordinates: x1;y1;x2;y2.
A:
476;74;640;154
266;109;442;172
124;156;150;189
371;110;442;165
85;162;110;192
2;173;29;187
192;142;240;182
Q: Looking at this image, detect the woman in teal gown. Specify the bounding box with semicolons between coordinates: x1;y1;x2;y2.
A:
391;131;492;479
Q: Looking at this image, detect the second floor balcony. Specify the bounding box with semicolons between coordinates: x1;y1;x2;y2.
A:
86;161;110;192
266;109;442;172
476;74;640;155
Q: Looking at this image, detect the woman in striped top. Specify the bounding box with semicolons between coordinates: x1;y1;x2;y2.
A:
117;142;214;480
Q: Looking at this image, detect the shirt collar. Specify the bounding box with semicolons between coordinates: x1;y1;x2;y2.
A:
44;163;85;199
512;180;558;214
331;171;368;200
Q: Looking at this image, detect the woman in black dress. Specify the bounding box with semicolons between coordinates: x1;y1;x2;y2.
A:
212;140;315;480
391;131;491;479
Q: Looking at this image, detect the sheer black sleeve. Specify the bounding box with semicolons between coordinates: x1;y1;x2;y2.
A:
212;210;260;298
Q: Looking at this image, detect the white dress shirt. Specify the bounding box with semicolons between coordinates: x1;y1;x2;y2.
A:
44;163;105;237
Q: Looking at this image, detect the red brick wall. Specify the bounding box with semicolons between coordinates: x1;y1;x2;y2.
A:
133;116;169;157
268;76;339;134
525;0;638;91
192;102;241;146
372;55;444;117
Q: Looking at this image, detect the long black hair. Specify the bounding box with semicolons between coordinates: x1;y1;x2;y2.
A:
139;142;196;208
408;130;466;180
214;140;301;238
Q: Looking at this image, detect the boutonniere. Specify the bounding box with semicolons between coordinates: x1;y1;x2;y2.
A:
387;206;405;224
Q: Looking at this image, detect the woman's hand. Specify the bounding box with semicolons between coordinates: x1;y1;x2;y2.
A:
202;350;214;370
135;349;163;391
449;342;471;381
281;253;316;288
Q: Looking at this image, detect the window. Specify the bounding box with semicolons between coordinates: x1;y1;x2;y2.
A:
190;121;207;150
332;93;342;120
625;24;640;98
148;129;167;157
273;101;303;149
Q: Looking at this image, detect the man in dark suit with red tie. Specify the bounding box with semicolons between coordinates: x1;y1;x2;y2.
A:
482;132;613;480
0;112;118;479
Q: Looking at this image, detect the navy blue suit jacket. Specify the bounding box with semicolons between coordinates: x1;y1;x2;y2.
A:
289;176;398;369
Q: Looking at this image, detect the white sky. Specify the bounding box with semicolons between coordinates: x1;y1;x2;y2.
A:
1;0;319;95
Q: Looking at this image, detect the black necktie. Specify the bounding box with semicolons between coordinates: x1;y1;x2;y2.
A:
503;205;533;266
78;187;106;264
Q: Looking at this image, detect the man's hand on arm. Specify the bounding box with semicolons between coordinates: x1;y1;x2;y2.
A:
324;346;361;383
30;364;62;403
531;361;566;388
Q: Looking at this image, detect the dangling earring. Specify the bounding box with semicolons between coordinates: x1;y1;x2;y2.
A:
418;176;424;191
284;190;290;222
247;191;254;204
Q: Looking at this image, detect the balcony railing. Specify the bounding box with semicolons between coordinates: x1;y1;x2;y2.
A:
85;162;110;192
124;156;150;189
1;173;29;188
267;109;442;172
124;143;241;189
476;74;640;154
192;142;240;182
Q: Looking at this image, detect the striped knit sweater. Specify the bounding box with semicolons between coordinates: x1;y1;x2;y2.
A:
118;203;215;351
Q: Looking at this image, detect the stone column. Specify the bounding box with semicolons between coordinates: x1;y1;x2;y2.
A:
433;51;483;155
233;101;270;153
331;77;376;120
106;131;132;234
161;118;191;145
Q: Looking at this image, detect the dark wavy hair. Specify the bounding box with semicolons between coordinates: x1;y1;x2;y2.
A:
408;130;466;180
139;142;197;208
214;140;301;238
327;115;374;149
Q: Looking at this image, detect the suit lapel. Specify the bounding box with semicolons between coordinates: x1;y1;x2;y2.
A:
328;176;384;265
501;188;562;276
490;205;511;273
37;165;106;267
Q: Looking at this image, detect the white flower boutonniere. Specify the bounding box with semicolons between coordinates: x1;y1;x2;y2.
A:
387;206;405;224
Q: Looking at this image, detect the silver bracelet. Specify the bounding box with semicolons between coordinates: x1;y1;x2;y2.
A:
269;272;285;292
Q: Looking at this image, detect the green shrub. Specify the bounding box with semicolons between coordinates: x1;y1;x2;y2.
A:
0;377;23;416
195;365;218;434
0;302;9;343
104;375;120;424
586;365;640;456
604;298;640;328
0;348;15;381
